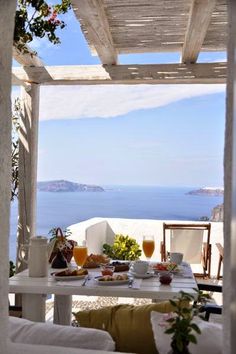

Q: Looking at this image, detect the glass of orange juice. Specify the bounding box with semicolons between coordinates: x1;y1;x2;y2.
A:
142;235;155;260
73;244;88;267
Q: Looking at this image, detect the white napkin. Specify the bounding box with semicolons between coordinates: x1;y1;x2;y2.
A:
175;263;193;278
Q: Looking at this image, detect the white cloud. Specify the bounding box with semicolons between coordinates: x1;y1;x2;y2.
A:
37;84;224;120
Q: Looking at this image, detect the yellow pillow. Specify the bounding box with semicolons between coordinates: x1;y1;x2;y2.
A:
74;301;179;354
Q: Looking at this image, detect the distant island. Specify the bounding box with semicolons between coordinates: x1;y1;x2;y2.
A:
187;187;224;197
37;180;104;192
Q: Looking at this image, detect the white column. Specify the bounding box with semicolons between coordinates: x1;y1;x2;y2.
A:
224;1;236;353
16;83;40;272
0;1;17;353
54;295;72;325
22;294;47;322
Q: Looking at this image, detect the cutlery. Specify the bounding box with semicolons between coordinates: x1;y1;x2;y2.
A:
82;275;90;286
128;278;134;288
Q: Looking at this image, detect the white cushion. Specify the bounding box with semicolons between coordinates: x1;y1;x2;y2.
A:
150;311;223;354
9;317;115;352
8;341;126;354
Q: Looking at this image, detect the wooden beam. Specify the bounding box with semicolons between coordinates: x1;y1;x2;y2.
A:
72;0;118;65
0;1;17;352
225;1;236;352
16;84;40;273
13;45;44;67
12;62;227;85
181;0;217;64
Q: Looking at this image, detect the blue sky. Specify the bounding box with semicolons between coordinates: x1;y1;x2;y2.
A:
13;8;226;187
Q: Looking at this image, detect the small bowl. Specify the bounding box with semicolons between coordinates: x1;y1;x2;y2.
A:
100;265;115;276
159;272;173;285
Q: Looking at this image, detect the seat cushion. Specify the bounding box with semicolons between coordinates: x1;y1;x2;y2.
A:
9;316;115;351
74;301;180;354
150;311;223;354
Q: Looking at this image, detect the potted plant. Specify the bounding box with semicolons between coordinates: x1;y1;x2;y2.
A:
164;290;209;354
103;234;142;261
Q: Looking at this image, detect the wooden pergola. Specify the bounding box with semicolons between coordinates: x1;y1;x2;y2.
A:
2;0;236;353
12;0;227;271
13;0;227;86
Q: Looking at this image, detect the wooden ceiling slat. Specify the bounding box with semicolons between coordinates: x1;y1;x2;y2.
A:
75;0;227;60
72;0;118;64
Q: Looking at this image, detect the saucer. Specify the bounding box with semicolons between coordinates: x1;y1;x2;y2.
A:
129;270;154;279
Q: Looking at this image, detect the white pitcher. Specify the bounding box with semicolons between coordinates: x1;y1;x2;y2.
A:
20;236;48;277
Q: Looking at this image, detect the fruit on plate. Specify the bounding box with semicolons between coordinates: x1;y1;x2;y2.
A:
110;261;130;272
53;268;88;277
98;274;129;282
83;254;110;268
152;262;178;272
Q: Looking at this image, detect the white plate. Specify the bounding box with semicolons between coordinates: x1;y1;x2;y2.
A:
95;277;129;286
129;271;154;279
152;264;181;274
52;274;86;281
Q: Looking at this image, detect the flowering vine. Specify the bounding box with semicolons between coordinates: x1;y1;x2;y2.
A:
14;0;71;54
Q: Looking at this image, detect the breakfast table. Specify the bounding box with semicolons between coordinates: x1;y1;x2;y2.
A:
9;262;197;325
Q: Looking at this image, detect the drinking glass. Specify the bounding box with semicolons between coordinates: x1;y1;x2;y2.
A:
142;235;155;260
73;245;88;267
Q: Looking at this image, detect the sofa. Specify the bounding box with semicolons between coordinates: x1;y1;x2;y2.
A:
9;316;131;354
9;304;223;354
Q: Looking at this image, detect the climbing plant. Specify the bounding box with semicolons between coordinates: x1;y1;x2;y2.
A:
11;99;21;201
14;0;71;54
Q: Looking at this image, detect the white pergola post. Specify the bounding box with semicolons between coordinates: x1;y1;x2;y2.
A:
0;0;16;352
16;83;40;272
224;1;236;353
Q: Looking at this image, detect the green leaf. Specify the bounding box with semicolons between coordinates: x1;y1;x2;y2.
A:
102;234;141;260
165;328;175;334
169;299;178;307
182;307;191;314
188;334;197;344
166;318;175;323
190;323;201;334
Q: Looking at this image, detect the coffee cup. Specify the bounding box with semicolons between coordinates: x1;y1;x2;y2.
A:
170;252;183;265
132;260;149;274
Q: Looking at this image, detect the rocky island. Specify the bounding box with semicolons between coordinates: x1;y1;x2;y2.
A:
37;180;104;192
187;187;224;197
211;203;224;222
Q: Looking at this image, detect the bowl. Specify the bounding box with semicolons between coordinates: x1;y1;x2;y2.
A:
158;272;173;285
100;265;115;276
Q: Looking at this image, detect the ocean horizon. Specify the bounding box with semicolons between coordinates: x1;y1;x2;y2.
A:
9;185;223;261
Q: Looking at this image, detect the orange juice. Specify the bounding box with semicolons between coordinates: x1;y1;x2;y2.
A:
142;240;155;258
73;246;88;267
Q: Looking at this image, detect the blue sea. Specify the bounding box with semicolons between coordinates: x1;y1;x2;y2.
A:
9;186;223;261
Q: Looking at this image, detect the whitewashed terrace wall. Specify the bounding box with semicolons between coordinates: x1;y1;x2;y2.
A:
69;217;223;277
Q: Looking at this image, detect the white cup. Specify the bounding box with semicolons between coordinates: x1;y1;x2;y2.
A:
170;252;183;265
132;260;149;274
